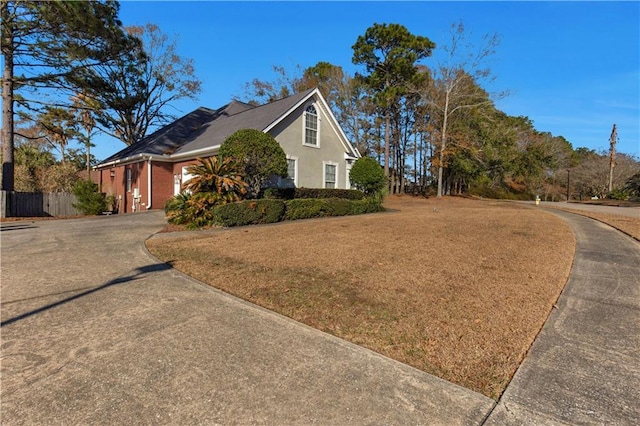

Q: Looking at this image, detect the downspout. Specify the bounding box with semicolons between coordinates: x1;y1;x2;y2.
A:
147;157;152;209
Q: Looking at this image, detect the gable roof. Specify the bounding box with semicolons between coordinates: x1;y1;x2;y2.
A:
97;87;358;167
173;88;316;155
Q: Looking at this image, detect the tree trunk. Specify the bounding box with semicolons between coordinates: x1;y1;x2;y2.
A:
413;133;418;191
608;124;617;194
1;1;15;192
437;91;450;198
86;143;91;177
384;113;390;178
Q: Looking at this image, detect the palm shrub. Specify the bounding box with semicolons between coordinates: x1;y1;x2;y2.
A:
164;191;194;225
165;156;247;228
183;156;247;202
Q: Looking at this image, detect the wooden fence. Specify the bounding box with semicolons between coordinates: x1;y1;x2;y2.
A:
1;191;81;218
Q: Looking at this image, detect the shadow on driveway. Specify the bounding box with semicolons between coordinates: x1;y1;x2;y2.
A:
1;263;171;327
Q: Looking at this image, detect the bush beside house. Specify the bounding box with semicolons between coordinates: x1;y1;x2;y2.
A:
218;129;288;199
72;179;108;215
213;199;286;227
262;187;365;200
211;196;383;227
349;156;387;197
164;149;386;229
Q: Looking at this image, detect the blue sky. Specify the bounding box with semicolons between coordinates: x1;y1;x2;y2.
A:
94;1;639;160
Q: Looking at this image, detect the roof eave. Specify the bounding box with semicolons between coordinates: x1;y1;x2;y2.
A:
95;153;171;169
166;145;222;161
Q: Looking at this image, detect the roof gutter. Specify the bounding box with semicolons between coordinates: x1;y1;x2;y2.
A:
167;145;221;160
95;153;171;170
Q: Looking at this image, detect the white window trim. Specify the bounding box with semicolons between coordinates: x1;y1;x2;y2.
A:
345;161;353;190
126;168;132;192
286;155;298;187
323;161;338;189
302;102;320;148
173;174;182;196
181;166;194;193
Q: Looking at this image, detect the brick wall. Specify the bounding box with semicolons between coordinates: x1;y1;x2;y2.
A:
151;162;174;210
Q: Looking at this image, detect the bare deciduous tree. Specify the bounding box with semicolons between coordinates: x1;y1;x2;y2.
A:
416;22;506;197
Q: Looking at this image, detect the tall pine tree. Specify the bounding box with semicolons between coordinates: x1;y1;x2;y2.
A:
1;0;136;192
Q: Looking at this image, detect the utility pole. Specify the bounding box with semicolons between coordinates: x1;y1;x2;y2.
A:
608;124;617;194
566;169;570;202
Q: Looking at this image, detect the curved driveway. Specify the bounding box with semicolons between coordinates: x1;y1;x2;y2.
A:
486;209;640;424
1;206;638;424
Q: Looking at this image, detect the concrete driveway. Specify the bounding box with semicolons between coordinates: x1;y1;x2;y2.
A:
1;212;494;425
539;200;640;219
486;209;640;424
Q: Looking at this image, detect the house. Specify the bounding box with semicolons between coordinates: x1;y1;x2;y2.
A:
94;88;361;213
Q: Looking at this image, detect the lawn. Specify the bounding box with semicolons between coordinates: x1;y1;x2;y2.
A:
546;204;640;240
146;196;575;399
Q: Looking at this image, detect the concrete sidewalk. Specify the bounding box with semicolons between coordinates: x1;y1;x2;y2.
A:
1;212;494;425
485;209;640;424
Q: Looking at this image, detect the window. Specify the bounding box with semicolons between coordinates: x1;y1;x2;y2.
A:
287;158;297;185
304;105;318;146
126;168;132;192
324;162;337;189
181;166;194;193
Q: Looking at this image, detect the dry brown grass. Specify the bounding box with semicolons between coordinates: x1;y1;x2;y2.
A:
545;206;640;240
146;196;575;399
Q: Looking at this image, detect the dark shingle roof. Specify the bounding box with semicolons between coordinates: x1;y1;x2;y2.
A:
173;88;315;154
98;89;315;165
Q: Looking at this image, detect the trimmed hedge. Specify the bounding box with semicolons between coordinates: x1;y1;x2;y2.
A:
262;187;365;200
213;199;285;227
284;197;384;221
213;197;384;227
211;197;384;227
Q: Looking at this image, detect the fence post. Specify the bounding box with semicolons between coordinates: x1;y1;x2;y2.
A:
0;190;5;218
0;190;13;218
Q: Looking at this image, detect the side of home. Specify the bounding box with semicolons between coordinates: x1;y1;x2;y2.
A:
94;88;360;213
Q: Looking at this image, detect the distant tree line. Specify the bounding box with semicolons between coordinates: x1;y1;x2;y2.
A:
2;3;637;201
240;23;639;201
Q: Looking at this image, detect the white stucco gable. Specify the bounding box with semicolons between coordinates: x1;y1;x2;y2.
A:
263;88;360;160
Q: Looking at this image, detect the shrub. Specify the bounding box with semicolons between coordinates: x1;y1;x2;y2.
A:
262;187;365;200
219;129;287;198
324;198;353;216
284;199;327;220
213;199;286;227
261;187;296;200
349;157;387;196
184;156;247;203
350;197;385;214
164;191;227;229
608;188;630;201
283;197;384;221
72;179;107;215
622;172;640;201
164;192;195;225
